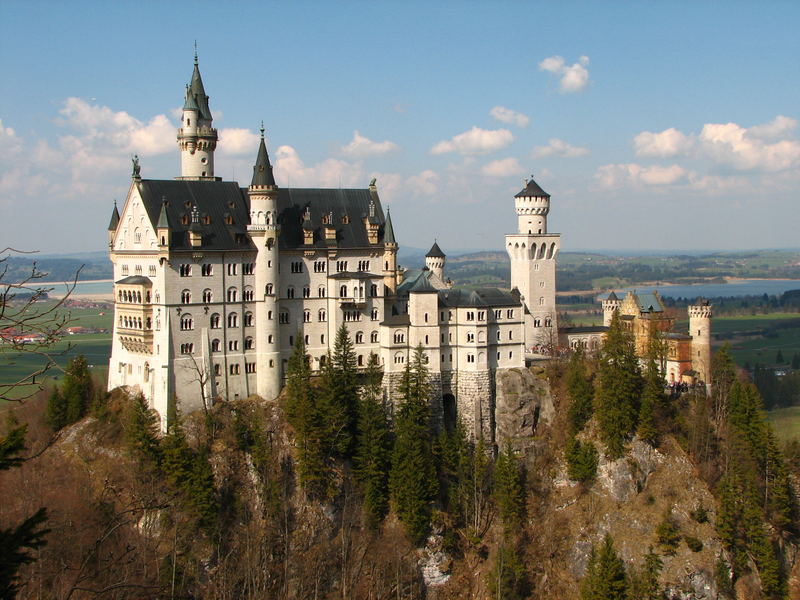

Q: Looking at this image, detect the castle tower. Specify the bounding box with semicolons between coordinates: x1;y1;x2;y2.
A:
107;201;120;248
176;53;218;180
382;208;399;294
602;291;622;326
505;176;560;352
425;242;446;281
247;127;281;399
688;299;712;385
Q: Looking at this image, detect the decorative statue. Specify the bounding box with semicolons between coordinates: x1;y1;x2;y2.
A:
132;154;141;178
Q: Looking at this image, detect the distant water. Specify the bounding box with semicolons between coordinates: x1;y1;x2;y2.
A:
614;279;800;300
48;280;113;297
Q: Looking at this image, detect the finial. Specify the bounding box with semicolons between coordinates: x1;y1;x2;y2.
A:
260;121;265;138
193;41;198;65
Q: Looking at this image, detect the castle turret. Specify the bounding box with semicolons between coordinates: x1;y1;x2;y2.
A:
425;242;446;281
383;209;398;294
602;291;622;326
247;126;281;399
107;201;120;247
505;176;560;352
176;53;218;180
688;299;712;386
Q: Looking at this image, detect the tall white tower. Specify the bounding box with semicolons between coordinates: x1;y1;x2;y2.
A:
505;177;560;352
176;53;218;180
425;242;446;281
247;127;282;399
688;299;712;386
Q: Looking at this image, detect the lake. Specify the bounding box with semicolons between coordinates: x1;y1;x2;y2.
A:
615;279;800;300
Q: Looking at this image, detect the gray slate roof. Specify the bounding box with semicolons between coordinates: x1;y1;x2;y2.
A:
188;60;212;120
438;287;520;308
251;133;276;187
515;176;550;198
115;275;152;285
426;242;445;258
108;203;120;231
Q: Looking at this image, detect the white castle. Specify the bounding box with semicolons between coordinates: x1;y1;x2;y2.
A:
106;56;560;437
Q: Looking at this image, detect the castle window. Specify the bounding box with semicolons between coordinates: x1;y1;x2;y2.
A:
478;311;485;321
180;343;194;354
224;214;233;225
149;265;156;276
228;340;239;351
336;260;348;273
371;331;378;343
244;288;254;301
358;260;369;271
180;314;193;331
495;309;501;319
202;215;211;225
509;331;513;340
134;265;142;276
268;335;274;343
244;312;254;326
496;330;501;341
243;263;255;275
202;264;213;276
229;363;240;375
370;284;378;297
202;289;212;303
227;263;238;276
279;311;289;324
394;352;405;364
181;290;191;304
534;319;541;327
304;335;309;345
228;313;238;328
339;285;347;298
318;309;326;322
448;311;453;321
211;339;220;352
509;351;513;359
179;264;191;277
467;354;475;363
507;309;514;319
321;334;325;344
534;264;539;271
318;286;326;298
227;287;238;302
466;311;474;321
342;214;349;225
268;310;273;320
371;308;379;321
467;332;474;343
181;214;190;226
214;364;221;376
291;261;304;273
539;281;545;288
425;335;429;344
497;351;501;360
287;286;295;299
393;330;405;344
355;332;364;344
544;317;552;327
314;260;326;273
303;310;311;323
539;297;545;306
210;313;220;328
358;355;363;366
266;283;273;295
121;265;129;276
303;286;310;298
424;313;428;323
478;332;485;343
245;362;256;374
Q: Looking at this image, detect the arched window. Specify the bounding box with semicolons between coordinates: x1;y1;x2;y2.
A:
243;287;254;301
265;283;273;295
211;339;221;352
202;289;212;303
134;228;141;243
181;289;191;304
371;308;379;321
287;286;295;299
245;337;254;350
210;313;220;328
318;286;326;298
370;284;378;297
302;286;310;298
370;331;379;343
227;287;238;302
393;330;405;344
355;331;364;344
228;312;238;327
303;310;311;323
539;296;545;306
339;285;347;298
180;314;193;331
318;309;327;322
244;312;254;326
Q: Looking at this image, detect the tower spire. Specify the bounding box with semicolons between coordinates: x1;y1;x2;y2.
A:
176;52;218;180
251;124;276;187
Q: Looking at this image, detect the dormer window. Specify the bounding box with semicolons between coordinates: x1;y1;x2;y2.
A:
225;214;233;225
181;214;190;225
342;214;349;224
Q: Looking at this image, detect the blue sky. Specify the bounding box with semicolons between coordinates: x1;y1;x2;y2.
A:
1;1;798;255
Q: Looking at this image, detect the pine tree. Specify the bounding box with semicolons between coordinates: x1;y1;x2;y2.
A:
595;311;642;458
389;346;438;544
487;540;528;600
711;345;737;428
655;510;680;555
580;534;628;600
565;436;599;483
44;387;67;431
566;347;594;435
61;354;93;424
124;393;161;464
493;444;526;532
637;357;661;447
353;353;390;527
775;349;784;364
628;546;663;600
331;323;358;454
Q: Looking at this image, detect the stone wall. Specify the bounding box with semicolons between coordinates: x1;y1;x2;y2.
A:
494;366;553;454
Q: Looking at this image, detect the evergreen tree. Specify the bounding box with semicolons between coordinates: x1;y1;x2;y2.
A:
580;534;628;600
565;436;599;483
487;541;528;600
331;323;358;454
637;357;662;447
566;348;594;435
791;353;800;369
389;346;438;544
61;354;93;424
124;393;161;464
493;444;526;532
710;345;737;428
44;387;67;431
655;510;680;555
628;546;663;600
775;349;784;364
595;311;642;458
353;353;390;527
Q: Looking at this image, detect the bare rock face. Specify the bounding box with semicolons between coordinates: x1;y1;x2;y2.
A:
495;367;554;449
419;532;452;587
596;439;662;502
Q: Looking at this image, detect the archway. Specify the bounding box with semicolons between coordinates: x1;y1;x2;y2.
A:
442;393;457;433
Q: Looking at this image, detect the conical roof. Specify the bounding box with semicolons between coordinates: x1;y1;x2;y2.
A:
426;242;445;258
515;176;550;198
383;209;396;244
188;57;212;120
183;85;199;111
108;202;120;231
251;129;276;187
157;199;170;229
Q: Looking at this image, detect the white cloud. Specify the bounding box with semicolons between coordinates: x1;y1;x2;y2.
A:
341;130;399;158
218;128;261;155
699;121;800;171
747;115;797;141
430;127;513;156
481;157;524;177
634;128;693;157
368;172;404;198
532;138;589;158
595;163;686;188
406;169;439;196
273;145;363;188
0;119;22;160
489;106;530;128
538;55;590;93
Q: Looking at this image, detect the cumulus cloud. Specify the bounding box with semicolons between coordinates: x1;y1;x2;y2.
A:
341;130;399;158
489;106;530;128
406;169;439;195
430;127;513;156
273;145;363;188
218;128;261;155
532;138;589;158
596;163;686;188
0;119;22;160
747;115;797;141
634;128;693;157
481;157;525;177
699;121;800;171
538;55;590;93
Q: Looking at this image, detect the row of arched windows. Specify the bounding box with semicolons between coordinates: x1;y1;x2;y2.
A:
118;289;150;303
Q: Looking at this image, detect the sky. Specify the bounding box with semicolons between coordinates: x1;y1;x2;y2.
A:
1;1;798;256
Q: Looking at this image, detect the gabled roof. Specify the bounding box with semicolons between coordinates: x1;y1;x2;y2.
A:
409;274;438;294
108;202;120;231
426;242;445;258
115;275;152;285
515;176;550;198
437;287;520;308
632;291;664;313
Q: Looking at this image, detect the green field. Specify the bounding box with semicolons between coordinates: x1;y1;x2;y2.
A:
767;406;800;441
708;314;800;367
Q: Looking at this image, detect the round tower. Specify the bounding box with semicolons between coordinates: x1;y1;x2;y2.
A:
688;299;712;386
425;242;446;281
247;126;281;399
177;53;218;180
515;177;550;235
602;292;622;326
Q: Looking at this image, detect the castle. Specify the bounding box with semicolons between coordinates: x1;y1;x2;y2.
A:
106;56;559;439
106;56;710;439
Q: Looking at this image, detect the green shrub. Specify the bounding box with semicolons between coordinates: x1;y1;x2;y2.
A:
684;536;703;552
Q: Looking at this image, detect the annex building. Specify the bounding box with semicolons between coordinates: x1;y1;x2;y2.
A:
106;57;560;438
